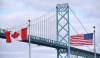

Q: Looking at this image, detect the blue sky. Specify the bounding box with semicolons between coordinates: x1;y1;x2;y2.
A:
0;0;100;58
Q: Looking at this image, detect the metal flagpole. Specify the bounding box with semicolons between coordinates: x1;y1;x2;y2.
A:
28;20;31;58
93;26;96;58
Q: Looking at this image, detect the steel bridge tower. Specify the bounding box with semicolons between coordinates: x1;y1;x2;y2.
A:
56;3;70;58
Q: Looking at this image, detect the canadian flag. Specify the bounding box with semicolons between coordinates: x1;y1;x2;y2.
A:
5;28;27;43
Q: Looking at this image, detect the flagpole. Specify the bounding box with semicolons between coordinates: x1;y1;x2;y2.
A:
93;26;96;58
28;20;31;58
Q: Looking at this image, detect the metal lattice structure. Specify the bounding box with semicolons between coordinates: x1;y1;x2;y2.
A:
56;3;70;58
0;3;100;58
0;31;100;58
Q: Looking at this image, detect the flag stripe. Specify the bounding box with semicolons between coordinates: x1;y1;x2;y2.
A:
5;31;11;43
21;28;27;41
4;28;27;43
70;33;93;46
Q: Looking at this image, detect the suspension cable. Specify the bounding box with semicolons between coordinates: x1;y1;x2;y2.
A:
69;7;97;51
70;23;78;34
70;23;93;51
69;7;88;33
69;6;100;52
96;43;100;50
4;8;56;31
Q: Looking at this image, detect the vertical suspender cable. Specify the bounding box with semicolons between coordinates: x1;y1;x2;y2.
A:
69;7;93;51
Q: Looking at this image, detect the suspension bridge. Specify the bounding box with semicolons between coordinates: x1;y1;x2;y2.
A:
0;3;100;58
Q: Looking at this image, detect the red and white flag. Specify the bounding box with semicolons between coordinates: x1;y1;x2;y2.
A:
5;28;27;43
70;33;93;46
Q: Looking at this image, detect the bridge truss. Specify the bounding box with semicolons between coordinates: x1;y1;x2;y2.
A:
0;3;100;58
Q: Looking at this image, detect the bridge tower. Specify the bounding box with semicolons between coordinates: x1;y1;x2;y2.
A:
56;3;70;58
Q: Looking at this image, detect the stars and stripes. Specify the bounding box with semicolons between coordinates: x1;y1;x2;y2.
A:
70;33;93;46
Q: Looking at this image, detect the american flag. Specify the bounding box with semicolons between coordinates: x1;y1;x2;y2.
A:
70;33;93;46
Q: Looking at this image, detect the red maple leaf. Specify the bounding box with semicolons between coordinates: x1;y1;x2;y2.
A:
11;32;19;38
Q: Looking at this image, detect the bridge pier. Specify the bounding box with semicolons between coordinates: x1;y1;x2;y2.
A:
0;3;100;58
56;3;70;58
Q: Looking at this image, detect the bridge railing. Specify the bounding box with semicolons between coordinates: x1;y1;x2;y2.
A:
30;35;68;48
0;29;7;35
0;29;100;58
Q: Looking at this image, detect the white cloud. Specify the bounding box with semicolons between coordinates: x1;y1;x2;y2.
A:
0;0;100;58
0;51;25;55
0;0;27;10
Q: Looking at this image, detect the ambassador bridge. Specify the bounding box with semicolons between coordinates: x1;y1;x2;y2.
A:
0;3;100;58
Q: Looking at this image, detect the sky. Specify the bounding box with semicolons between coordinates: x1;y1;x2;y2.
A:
0;0;100;58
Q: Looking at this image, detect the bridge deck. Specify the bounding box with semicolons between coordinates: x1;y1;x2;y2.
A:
23;35;68;49
0;32;100;58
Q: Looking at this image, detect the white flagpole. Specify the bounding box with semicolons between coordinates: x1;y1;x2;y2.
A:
28;20;31;58
93;26;96;58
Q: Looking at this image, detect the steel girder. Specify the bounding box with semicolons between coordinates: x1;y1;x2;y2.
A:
56;3;70;58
